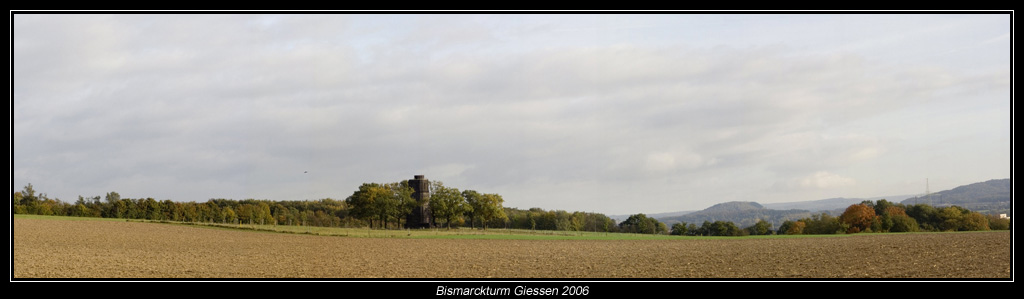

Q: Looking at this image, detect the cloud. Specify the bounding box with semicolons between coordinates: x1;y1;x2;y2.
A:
775;171;857;191
12;14;1010;214
644;149;711;173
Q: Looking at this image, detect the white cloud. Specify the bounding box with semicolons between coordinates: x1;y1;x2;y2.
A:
644;152;677;172
12;14;1010;214
775;171;857;191
851;146;883;160
644;150;708;173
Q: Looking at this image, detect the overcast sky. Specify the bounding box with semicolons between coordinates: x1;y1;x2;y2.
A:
12;14;1011;215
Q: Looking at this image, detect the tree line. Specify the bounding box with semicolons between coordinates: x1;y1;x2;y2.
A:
342;180;511;229
10;182;663;234
665;199;1010;236
666;199;1010;236
669;219;770;236
12;183;354;227
12;184;1009;235
778;199;1010;235
343;180;646;233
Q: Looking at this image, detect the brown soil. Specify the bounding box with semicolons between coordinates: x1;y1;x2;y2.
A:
12;218;1012;279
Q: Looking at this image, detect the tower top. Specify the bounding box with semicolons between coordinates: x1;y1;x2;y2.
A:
414;175;425;180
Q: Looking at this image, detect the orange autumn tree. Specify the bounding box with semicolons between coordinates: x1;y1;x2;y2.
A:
840;203;877;233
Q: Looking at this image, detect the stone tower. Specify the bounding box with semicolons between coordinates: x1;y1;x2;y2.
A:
405;175;432;228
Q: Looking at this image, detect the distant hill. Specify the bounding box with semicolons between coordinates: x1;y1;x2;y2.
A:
763;194;916;213
900;179;1011;215
609;210;695;224
762;197;865;212
633;179;1010;228
648;196;912;228
658;201;813;228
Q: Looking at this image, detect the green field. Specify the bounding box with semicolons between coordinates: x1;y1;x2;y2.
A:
13;214;869;240
150;219;684;240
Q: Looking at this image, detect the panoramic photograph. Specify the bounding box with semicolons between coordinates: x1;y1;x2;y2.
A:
11;13;1011;284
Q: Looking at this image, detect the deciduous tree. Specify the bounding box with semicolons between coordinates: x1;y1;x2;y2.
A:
476;193;507;229
938;206;966;231
619;214;666;234
671;222;689;235
105;191;123;218
747;219;772;235
960;212;989;231
802;213;843;234
429;182;468;229
840;204;877;233
986;214;1010;230
779;220;806;235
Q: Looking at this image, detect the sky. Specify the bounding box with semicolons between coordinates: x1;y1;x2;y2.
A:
11;13;1011;215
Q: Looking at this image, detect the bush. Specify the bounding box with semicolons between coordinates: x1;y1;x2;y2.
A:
803;213;843;234
888;214;920;232
779;220;805;235
960;212;989;231
987;215;1010;230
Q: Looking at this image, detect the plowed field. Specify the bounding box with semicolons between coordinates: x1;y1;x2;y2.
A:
12;217;1012;278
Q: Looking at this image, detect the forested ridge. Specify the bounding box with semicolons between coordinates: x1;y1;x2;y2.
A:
12;182;1010;236
900;179;1010;215
661;201;814;228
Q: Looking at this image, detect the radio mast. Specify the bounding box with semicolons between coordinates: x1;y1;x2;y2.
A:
925;178;931;204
